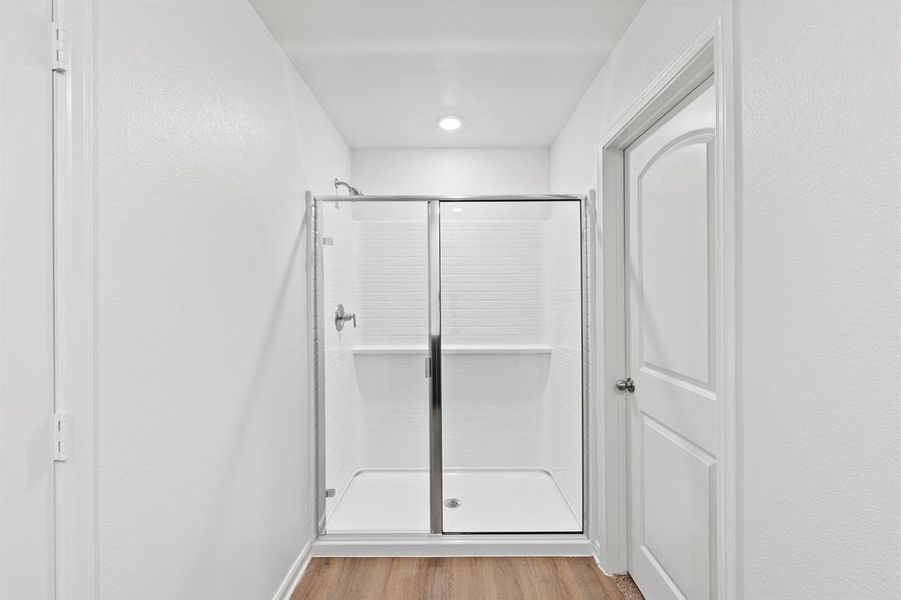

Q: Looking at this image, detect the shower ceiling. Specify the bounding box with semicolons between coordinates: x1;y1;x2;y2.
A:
249;0;643;148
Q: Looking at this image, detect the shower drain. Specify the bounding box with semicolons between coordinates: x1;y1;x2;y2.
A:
443;498;462;509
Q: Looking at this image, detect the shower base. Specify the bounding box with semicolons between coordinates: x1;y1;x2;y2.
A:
325;468;581;534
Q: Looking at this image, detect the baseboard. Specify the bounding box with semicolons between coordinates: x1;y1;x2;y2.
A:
592;542;626;577
272;539;314;600
593;548;613;576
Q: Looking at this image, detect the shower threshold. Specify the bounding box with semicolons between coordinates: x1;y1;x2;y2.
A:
316;468;590;556
322;468;583;539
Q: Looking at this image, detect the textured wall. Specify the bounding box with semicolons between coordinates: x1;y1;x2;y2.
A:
94;1;349;598
549;0;725;193
0;1;55;597
738;2;900;597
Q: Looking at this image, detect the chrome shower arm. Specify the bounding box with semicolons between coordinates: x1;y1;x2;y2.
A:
334;178;363;196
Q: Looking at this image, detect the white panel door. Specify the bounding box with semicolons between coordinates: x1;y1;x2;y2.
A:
625;79;718;600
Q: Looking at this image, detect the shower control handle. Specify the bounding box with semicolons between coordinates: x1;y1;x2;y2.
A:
615;378;635;393
334;304;357;331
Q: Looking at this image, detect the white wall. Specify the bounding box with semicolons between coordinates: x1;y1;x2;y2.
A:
551;0;900;596
352;148;550;195
0;2;55;598
550;0;725;193
737;2;900;598
93;1;349;598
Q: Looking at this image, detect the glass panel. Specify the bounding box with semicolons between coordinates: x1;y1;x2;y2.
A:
322;200;430;533
440;200;583;533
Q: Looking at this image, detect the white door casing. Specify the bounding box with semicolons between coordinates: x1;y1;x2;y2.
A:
625;79;719;600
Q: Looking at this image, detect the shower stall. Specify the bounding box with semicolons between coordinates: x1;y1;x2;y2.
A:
309;194;589;548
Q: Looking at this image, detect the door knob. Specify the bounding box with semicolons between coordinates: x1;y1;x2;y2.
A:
615;378;635;393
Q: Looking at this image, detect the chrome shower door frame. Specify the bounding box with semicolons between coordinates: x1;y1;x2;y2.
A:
427;200;443;533
309;194;591;538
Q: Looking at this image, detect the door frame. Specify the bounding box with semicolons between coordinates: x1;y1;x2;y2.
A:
50;0;98;598
593;11;739;598
308;194;591;539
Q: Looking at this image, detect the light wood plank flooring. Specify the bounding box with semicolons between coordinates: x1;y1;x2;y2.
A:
292;557;629;600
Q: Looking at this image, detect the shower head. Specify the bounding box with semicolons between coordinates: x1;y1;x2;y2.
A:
334;178;363;196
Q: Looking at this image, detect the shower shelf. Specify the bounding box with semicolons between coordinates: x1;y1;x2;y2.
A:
352;344;551;355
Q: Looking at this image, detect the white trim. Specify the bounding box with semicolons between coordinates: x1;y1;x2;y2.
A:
271;540;314;600
594;10;740;599
314;534;593;558
717;5;742;597
584;188;606;573
591;547;618;578
53;0;98;598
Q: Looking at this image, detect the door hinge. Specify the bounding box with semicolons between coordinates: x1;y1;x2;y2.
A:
325;488;336;498
51;21;69;73
53;411;71;462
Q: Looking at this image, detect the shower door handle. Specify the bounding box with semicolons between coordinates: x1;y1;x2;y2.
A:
424;357;432;379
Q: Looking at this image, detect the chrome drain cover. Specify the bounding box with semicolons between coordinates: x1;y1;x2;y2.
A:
443;498;462;509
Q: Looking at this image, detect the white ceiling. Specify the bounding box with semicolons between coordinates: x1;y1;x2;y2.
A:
250;1;643;149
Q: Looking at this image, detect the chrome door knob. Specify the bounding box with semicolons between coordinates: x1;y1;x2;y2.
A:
615;378;635;393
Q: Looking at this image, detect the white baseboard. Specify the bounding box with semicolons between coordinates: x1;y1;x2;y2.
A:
272;540;314;600
592;542;626;577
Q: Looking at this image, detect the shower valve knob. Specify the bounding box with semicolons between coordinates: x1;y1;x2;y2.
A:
615;378;635;393
334;304;357;331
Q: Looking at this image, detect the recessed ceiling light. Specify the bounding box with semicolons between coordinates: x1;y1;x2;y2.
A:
438;115;463;131
452;207;463;213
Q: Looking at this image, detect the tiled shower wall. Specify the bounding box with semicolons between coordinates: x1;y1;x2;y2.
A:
440;217;549;469
352;213;551;471
357;217;428;346
355;212;430;468
440;218;545;346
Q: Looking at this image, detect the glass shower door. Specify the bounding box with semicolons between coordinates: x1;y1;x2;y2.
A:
320;199;431;533
439;200;584;533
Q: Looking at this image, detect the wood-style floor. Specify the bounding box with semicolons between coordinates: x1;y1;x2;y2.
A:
292;557;628;600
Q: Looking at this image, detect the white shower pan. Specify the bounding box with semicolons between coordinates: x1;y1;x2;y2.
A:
326;469;581;534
